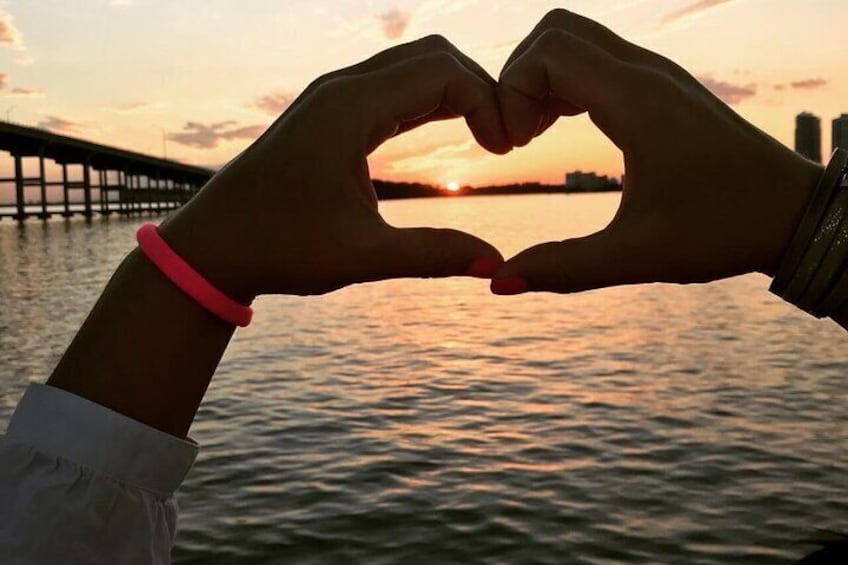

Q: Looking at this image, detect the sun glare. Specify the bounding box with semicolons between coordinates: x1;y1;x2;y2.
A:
446;181;461;192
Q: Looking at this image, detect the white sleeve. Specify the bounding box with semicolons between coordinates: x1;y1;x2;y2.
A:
0;383;198;565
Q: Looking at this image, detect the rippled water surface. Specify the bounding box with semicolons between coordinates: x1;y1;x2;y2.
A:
1;194;846;564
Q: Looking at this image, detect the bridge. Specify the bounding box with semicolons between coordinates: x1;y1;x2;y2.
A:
0;122;213;221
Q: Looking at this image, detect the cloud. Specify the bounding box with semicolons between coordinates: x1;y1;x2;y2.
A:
416;0;478;19
662;0;735;25
9;87;44;97
382;139;488;175
38;116;83;134
697;76;757;105
0;9;22;47
331;0;476;41
376;135;472;163
12;54;33;66
112;100;159;113
772;78;828;92
248;90;295;115
379;9;411;40
0;8;32;64
789;78;827;90
169;121;265;149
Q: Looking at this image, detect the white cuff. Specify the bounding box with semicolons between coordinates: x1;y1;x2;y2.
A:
5;383;198;495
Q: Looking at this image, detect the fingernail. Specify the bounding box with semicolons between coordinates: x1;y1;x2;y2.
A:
491;277;528;295
467;257;503;279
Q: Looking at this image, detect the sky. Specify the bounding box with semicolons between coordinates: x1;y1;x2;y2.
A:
0;0;844;188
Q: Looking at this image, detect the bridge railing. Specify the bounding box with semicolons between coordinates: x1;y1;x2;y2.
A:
0;122;213;222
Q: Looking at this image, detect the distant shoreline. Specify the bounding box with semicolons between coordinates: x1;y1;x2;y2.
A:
0;181;622;212
373;180;622;200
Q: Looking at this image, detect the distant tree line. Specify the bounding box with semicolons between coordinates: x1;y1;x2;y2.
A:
372;179;621;200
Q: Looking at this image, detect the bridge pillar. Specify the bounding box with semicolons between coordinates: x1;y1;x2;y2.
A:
82;157;93;218
132;174;140;214
37;148;50;220
13;154;25;221
146;175;154;215
61;163;71;217
97;170;104;215
100;170;110;216
128;173;136;214
154;170;162;213
119;168;128;215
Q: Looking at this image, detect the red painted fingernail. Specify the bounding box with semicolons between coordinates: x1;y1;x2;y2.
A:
491;277;528;295
467;257;503;279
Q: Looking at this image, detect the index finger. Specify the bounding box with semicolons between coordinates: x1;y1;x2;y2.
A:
499;29;642;148
502;9;657;74
287;35;499;122
353;51;512;155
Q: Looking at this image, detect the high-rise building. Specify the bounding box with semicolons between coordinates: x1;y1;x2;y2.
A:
796;112;822;162
564;171;618;192
833;114;848;152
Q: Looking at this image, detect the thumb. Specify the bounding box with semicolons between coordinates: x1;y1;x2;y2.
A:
491;228;646;295
367;226;504;282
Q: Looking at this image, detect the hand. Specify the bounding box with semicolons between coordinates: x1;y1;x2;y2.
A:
491;10;824;295
158;36;512;301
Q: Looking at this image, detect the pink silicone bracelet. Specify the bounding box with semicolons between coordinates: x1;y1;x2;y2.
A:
136;223;253;327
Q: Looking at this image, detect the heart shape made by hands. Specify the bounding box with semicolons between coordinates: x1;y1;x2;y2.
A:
162;10;820;304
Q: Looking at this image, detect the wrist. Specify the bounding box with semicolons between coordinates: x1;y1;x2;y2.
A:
157;182;259;305
758;154;825;278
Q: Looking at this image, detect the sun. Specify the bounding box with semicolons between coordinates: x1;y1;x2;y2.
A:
445;181;461;192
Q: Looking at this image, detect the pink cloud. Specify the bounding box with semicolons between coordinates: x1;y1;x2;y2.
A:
662;0;735;25
169;121;265;149
379;9;411;40
0;11;22;46
37;115;83;134
9;87;44;97
698;76;757;105
249;91;296;116
113;101;155;112
790;78;827;90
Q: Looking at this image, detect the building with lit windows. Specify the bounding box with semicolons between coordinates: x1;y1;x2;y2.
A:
796;112;822;162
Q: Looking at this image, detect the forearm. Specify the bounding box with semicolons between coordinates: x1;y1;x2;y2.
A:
831;304;848;331
47;247;235;438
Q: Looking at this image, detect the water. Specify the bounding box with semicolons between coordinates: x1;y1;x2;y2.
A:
1;193;846;564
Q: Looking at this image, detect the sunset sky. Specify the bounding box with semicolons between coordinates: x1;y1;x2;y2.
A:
0;0;844;188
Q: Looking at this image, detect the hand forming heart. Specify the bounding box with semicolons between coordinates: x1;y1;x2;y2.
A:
157;10;823;302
